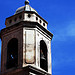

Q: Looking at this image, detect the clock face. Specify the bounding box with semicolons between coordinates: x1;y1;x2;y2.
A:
7;38;18;69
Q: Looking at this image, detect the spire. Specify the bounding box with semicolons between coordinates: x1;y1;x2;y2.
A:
25;0;29;5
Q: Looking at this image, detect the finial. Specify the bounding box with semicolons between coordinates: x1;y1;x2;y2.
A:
25;0;29;5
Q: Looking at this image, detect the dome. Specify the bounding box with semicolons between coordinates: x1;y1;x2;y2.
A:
15;0;38;14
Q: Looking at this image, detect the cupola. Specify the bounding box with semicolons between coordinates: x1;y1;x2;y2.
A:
15;0;38;14
5;0;48;29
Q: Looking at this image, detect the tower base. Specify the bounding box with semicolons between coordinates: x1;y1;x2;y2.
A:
1;65;51;75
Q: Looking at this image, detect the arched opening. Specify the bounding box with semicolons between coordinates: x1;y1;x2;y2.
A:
7;38;18;69
40;40;48;71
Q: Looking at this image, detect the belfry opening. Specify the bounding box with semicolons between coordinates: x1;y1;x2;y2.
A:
7;38;18;69
40;40;48;71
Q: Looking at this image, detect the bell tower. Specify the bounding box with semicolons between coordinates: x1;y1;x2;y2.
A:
0;0;53;75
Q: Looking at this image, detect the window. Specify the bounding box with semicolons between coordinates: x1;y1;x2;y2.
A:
36;17;38;20
7;38;18;69
40;20;42;23
28;14;31;18
43;23;45;26
9;19;12;24
40;40;48;71
14;17;17;22
19;15;22;19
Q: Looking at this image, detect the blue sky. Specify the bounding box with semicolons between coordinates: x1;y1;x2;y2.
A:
0;0;75;75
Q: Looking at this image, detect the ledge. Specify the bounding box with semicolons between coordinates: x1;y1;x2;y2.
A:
1;65;51;75
1;21;53;40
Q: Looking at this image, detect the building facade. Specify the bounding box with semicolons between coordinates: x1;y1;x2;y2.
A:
0;0;53;75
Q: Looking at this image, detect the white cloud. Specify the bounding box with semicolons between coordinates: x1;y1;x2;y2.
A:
52;21;75;41
66;22;75;36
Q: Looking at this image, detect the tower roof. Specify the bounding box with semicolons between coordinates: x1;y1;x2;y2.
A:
15;0;38;14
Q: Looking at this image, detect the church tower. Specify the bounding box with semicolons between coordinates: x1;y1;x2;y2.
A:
0;0;53;75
